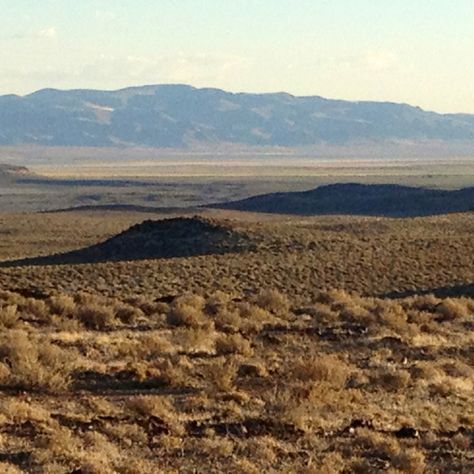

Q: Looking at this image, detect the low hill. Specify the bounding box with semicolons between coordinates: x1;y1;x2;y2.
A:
0;217;255;266
0;163;33;183
1;84;474;147
211;183;474;217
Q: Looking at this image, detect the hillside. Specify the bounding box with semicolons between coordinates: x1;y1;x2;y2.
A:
212;183;474;217
1;217;256;266
1;85;474;147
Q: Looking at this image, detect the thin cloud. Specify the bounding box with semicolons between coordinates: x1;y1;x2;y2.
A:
35;27;58;39
364;50;398;73
326;50;399;75
6;27;58;41
79;53;250;87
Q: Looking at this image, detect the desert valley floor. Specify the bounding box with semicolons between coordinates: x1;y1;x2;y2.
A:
0;207;471;473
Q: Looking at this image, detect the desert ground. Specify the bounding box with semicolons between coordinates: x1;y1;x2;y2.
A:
0;202;472;473
1;148;473;212
0;150;472;472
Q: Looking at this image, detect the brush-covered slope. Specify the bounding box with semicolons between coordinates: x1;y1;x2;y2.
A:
211;183;474;217
1;217;255;266
1;84;474;147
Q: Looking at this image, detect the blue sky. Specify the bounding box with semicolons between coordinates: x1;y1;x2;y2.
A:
1;0;473;112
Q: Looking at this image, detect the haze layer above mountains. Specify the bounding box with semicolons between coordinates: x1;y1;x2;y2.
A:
1;85;474;148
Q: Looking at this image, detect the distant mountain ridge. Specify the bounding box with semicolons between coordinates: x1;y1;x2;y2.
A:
1;84;474;147
211;183;474;217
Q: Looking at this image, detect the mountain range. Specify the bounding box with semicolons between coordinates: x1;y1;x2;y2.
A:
1;84;474;148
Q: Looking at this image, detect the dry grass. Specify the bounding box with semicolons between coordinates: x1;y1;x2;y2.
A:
0;285;470;472
0;212;473;303
0;211;471;471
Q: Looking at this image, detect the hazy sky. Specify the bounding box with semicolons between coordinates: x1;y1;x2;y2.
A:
1;0;473;113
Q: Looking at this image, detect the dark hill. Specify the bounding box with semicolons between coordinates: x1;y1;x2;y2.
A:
210;183;474;217
0;217;255;267
1;84;474;147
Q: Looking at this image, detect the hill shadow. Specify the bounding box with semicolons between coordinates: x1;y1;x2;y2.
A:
382;283;474;299
210;183;474;217
0;217;256;267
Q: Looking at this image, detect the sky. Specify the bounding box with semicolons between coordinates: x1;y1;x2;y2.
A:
1;0;473;113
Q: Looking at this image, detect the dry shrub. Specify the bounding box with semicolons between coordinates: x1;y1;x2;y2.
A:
0;463;24;474
152;357;186;387
205;360;238;392
74;291;100;305
236;302;273;332
436;298;469;321
406;309;433;326
76;303;115;330
153;302;170;315
375;301;408;332
216;333;253;356
128;395;174;418
339;303;374;325
229;458;259;474
0;398;51;425
204;291;232;315
354;430;426;474
48;294;75;316
116;333;174;359
50;315;84;332
213;308;243;332
0;330;75;391
139;333;174;357
316;289;353;306
371;368;411;392
253;289;290;316
114;303;144;324
0;290;23;305
304;303;338;323
408;294;440;312
292;354;350;388
196;436;234;458
127;395;183;434
177;327;216;353
158;434;184;453
243;436;278;465
451;432;471;450
0;305;20;328
275;395;312;432
350;458;374;473
19;298;49;322
167;294;209;328
80;432;122;473
124;295;162;316
116;458;159;474
355;429;400;460
237;301;270;320
238;361;268;378
442;360;473;378
317;452;346;474
103;423;148;448
392;448;426;473
410;363;443;382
